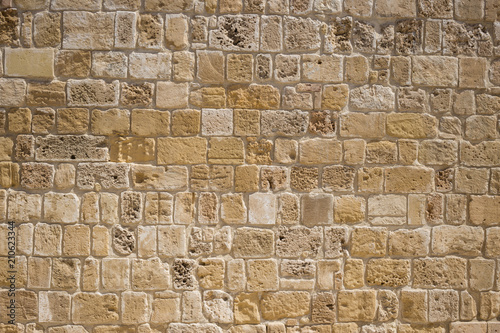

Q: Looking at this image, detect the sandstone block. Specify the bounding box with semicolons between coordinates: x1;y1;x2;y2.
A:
158;137;207;165
350;85;395;111
338;290;377;322
261;292;310;320
455;167;489;194
303;55;342;83
197;51;225;83
39;291;71;323
385;166;434;193
233;227;274;258
340;112;386;139
63;224;90;256
387;113;437;139
460;141;500;167
157;82;189;109
389;228;430;257
375;0;416;17
202;109;233;136
366;258;410;287
418;140;458;165
247;259;278;291
459;57;487;89
412;56;458;87
469;195;500;226
110;137;155;163
44;192;79;224
351;227;387;257
208;137;244;164
401;290;428;322
122;291;150;324
209;15;259;51
334;196;365;224
76;163;129;190
248;193;276;225
0;79;26;107
276;226;322;258
8;191;40;222
429;290;459;323
72;293;119;324
229;84;280;109
63;12;114;50
469;259;495;291
290;166;319;192
227;53;254;82
5;48;53;79
301;193;333;226
68;79;119;107
413;257;467;289
299;139;342;165
52;258;80;290
129;52;171;79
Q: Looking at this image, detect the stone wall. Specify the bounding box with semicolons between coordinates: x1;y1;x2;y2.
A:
1;0;500;332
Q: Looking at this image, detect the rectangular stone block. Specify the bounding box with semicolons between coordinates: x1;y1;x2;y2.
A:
412;56;458;87
63;11;114;50
5;48;54;78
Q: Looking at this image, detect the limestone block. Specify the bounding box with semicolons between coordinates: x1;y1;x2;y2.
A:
233;227;274;258
91;109;130;135
299;139;342;165
20;162;54;189
247;259;278;291
413;257;467;289
469;195;500;226
340;112;386;139
261;291;310;320
412;56;458;87
57;108;88;134
62;12;114;50
63;224;90;256
132;258;170;290
129;52;171;79
228;85;280;109
67;79;119;107
208;137;244;164
301;193;333;226
51;258;80;290
385;166;434;193
388;229;430;257
227;53;254;82
401;289;428;322
39;291;71;323
5;48;54;78
209;15;259;51
338;290;377;322
158;137;207;165
72;293;119;324
44;192;79;224
351;227;387;257
132;165;187;191
350;85;395;111
55;50;91;78
110;137;155;163
202;109;233;136
366;259;410;287
276;226;322;258
249;193;276;225
171;109;200;136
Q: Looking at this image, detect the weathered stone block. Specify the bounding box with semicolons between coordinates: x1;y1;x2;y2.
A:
366;259;410;287
276;226;322;258
337;290;377;321
412;56;458;87
261;291;310;320
413;257;467;289
5;48;54;79
62;12;114;50
72;293;119;324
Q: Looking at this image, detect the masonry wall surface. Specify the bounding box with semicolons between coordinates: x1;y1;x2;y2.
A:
1;0;500;332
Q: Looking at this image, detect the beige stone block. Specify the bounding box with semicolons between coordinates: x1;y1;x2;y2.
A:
345;55;369;84
72;293;119;324
228;84;280;109
461;141;500;167
357;167;383;193
455;167;489;194
55;50;91;78
5;48;54;79
122;291;150;325
465;115;497;141
412;56;458;87
57;108;88;134
248;193;276;225
63;224;90;256
137;226;156;258
389;229;430;257
7;108;31;134
338;290;376;321
158;225;187;257
301;193;333;226
486;228;500;258
181;290;204;321
469;195;500;226
114;11;137;48
208;137;245;164
151;292;180;324
366;258;410;287
0;138;13;161
197;50;224;83
227;53;253;83
261;291;310;320
0;79;26;107
171;109;200;136
365;141;397;165
343;259;364;289
91;51;127;78
173;51;195;81
375;0;416;17
82;258;99;292
33;223;61;257
44;192;79;224
0;290;37;322
165;14;188;50
302;55;342;83
234;109;260;136
387;113;437;139
401;289;428;323
470;259;495;291
351;227;387;257
201;108;233;136
334;196;365;224
91;109;130;135
450;323;487;333
156;82;188;109
52;258;80;290
479;291;500;320
233;227;274;258
299;138;342;165
350;85;395;111
234;293;260;324
110;137;155;163
385;166;434;193
413;257;467;289
102;258;130;291
418;140;458;165
203;290;233;323
132;165;187;191
227;259;246;292
39;291;71;323
459;57;487;88
26;81;66;107
67;79;119;107
343;139;365;165
129;52;171;79
158;137;207;165
92;225;110;257
32;107;55;134
27;257;51;289
81;192;98;224
7;191;41;224
429;289;459;323
322;84;348;111
132;258;170;290
62;12;114;50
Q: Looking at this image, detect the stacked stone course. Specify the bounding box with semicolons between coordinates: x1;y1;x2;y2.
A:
1;0;500;331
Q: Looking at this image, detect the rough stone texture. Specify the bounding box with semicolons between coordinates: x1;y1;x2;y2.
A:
3;1;499;330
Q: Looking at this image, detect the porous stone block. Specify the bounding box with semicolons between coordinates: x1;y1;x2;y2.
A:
62;12;114;50
5;48;53;78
